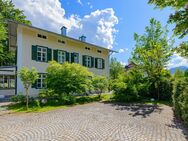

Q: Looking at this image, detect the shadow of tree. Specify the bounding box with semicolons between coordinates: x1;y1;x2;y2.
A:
166;116;188;140
103;102;163;118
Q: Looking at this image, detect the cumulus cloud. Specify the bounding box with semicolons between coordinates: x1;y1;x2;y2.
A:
167;53;188;69
118;48;128;53
12;0;118;49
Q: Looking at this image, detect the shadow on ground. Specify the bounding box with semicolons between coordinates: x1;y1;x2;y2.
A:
103;102;163;118
166;116;188;140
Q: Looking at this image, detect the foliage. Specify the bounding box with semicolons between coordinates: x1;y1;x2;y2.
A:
46;61;93;95
0;0;31;65
174;42;188;58
92;76;108;96
11;94;25;104
148;0;188;38
132;18;173;100
18;67;38;110
173;72;188;125
174;69;184;78
110;57;124;80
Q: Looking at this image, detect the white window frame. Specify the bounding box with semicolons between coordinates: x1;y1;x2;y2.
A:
37;47;47;62
0;75;15;89
86;56;92;67
73;53;79;63
97;58;103;69
58;50;66;64
37;74;46;89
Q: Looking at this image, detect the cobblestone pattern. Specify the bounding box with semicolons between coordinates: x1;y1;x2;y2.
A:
0;103;187;141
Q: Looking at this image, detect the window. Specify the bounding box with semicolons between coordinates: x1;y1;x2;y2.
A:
37;74;46;89
0;75;15;89
58;39;65;44
58;50;66;64
71;53;79;63
83;56;93;67
37;47;47;62
97;58;103;69
37;34;47;39
85;47;90;50
97;50;102;53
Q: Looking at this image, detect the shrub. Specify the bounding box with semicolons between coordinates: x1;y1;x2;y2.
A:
46;61;93;95
11;94;25;104
59;94;76;105
92;76;108;97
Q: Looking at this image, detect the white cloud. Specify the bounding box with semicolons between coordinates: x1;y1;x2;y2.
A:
120;61;126;66
118;48;128;53
167;53;188;69
12;0;118;49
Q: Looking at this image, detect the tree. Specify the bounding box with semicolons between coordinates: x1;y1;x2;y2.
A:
92;76;108;98
110;57;124;80
175;42;188;58
174;69;184;78
0;0;31;66
148;0;188;38
46;61;93;95
18;67;38;110
132;18;173;100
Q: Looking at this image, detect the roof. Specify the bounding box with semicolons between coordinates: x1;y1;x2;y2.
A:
8;20;118;53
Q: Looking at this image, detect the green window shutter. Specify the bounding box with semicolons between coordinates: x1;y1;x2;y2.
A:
95;58;98;68
47;48;52;62
82;55;86;66
31;45;37;61
53;50;58;62
71;53;74;63
102;59;105;69
66;52;70;62
91;57;94;68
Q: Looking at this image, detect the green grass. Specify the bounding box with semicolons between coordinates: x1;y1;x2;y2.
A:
8;93;113;113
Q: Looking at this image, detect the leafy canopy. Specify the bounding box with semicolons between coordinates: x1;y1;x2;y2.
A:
110;57;124;80
92;76;108;94
0;0;31;65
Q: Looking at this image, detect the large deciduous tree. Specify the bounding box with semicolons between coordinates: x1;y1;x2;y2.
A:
148;0;188;58
0;0;31;66
132;18;173;100
110;57;124;80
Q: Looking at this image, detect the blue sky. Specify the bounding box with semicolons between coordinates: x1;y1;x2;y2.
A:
13;0;188;68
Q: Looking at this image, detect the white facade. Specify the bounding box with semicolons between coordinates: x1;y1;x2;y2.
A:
15;23;113;96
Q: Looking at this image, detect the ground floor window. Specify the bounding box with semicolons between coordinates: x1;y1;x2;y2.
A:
0;75;15;89
36;74;46;89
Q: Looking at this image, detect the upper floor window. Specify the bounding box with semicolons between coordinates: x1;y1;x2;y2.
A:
37;34;47;39
97;58;103;69
58;50;66;64
71;53;79;63
32;45;52;62
83;55;93;68
95;58;105;69
37;47;47;62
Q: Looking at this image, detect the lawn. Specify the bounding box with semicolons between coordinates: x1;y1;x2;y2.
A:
8;93;114;113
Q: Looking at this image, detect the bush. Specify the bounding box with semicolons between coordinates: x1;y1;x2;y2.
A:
11;94;25;104
92;76;108;96
173;76;188;125
46;61;93;95
59;94;76;105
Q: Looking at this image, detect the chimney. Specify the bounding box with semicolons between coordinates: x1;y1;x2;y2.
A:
61;26;67;36
79;35;86;42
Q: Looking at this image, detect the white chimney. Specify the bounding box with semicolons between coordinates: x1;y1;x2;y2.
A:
61;26;67;36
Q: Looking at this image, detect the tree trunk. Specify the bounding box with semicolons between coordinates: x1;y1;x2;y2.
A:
26;88;29;110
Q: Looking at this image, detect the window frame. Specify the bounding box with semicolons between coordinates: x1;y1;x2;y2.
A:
85;56;92;68
37;46;48;62
36;73;47;89
58;50;66;64
0;75;15;90
97;58;103;69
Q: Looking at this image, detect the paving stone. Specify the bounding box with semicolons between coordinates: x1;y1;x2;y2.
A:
0;102;187;141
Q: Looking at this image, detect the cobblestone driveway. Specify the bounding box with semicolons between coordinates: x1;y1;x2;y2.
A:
0;102;187;141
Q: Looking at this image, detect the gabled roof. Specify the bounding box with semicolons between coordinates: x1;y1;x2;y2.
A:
8;20;118;53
